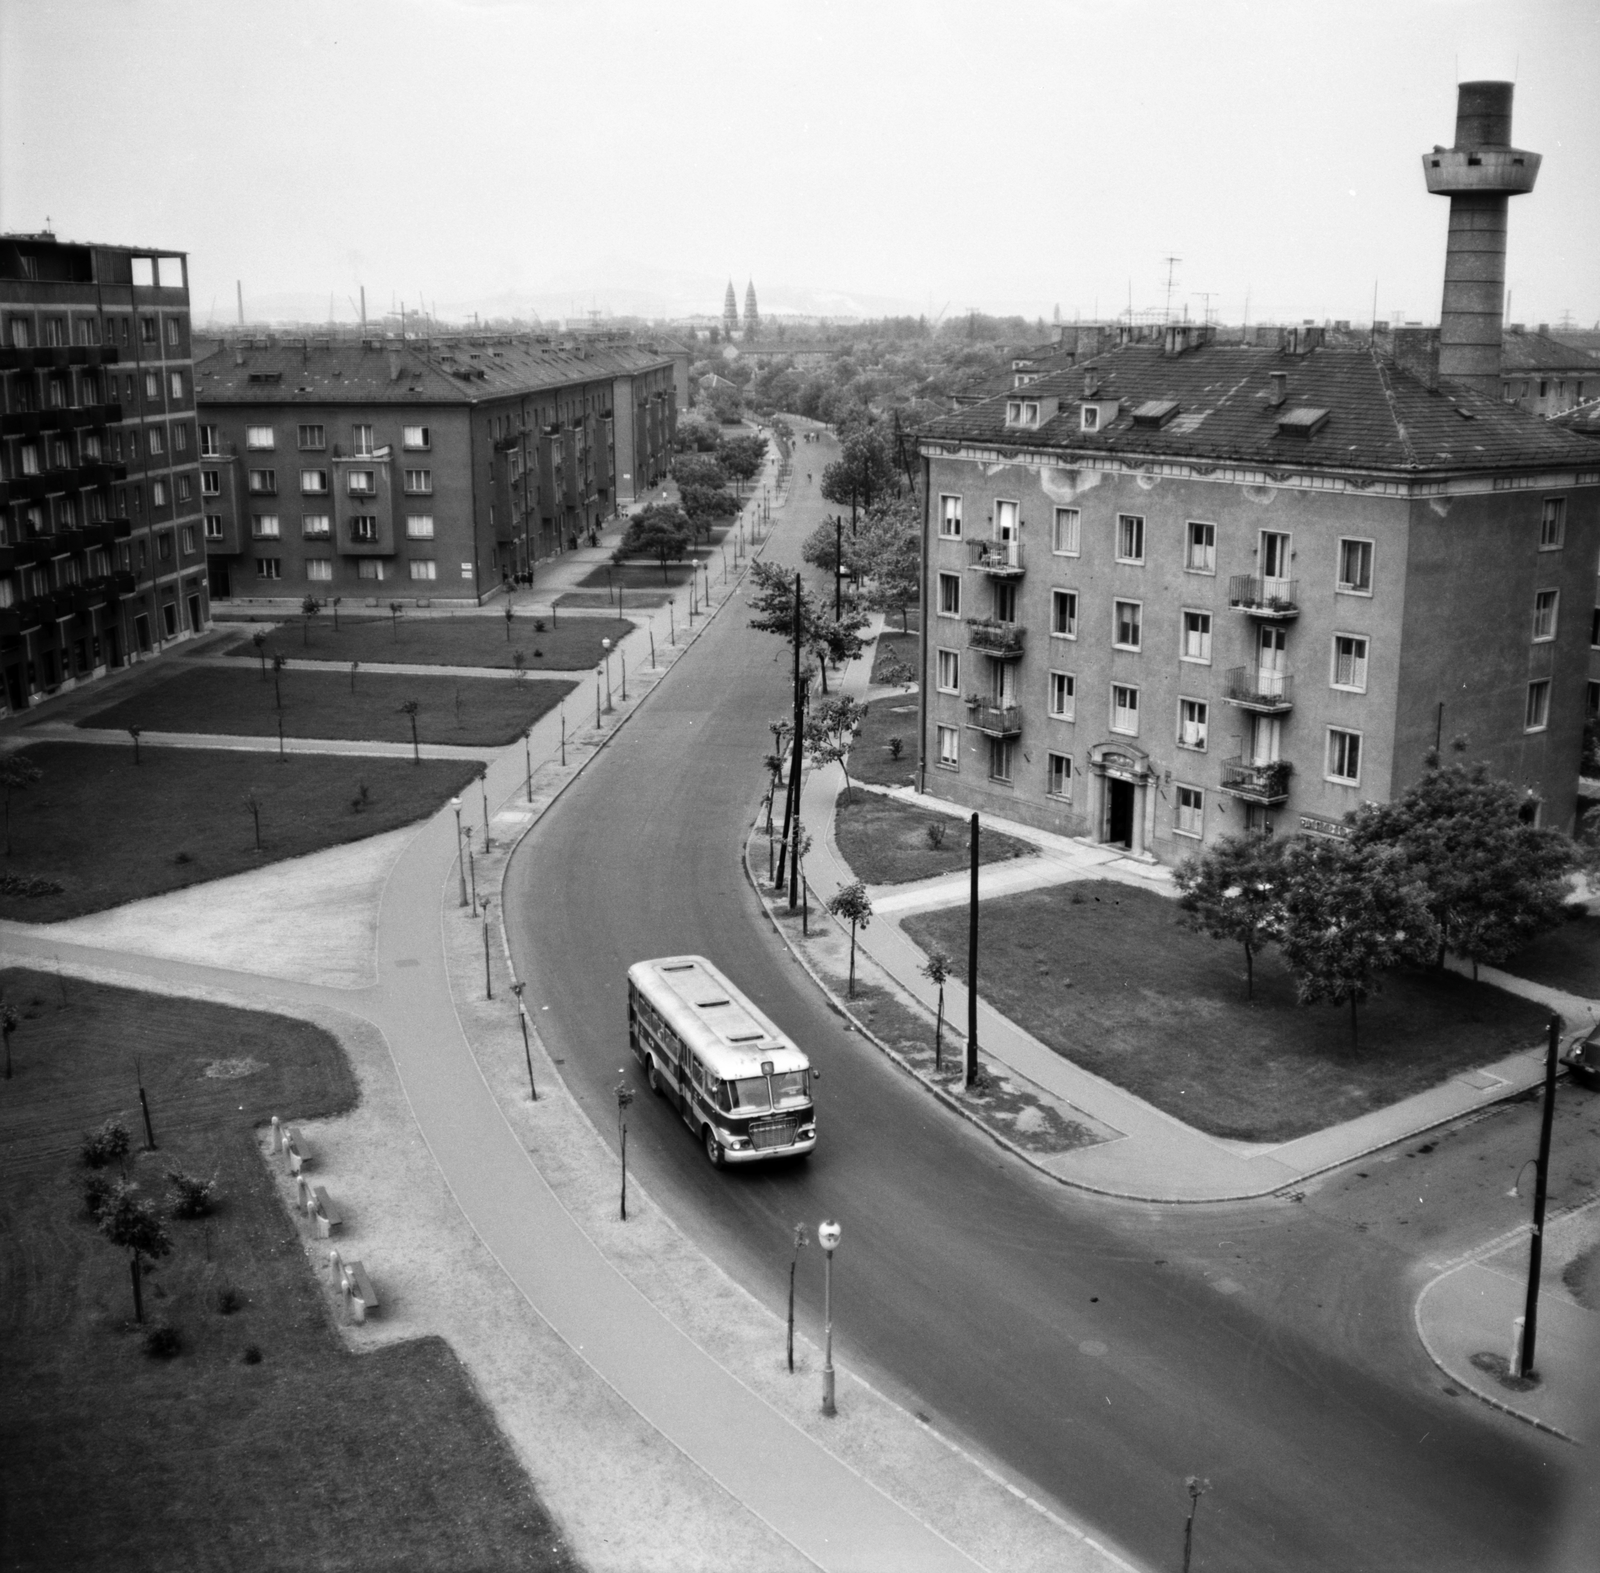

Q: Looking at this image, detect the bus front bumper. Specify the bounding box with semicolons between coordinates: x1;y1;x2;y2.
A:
721;1126;816;1164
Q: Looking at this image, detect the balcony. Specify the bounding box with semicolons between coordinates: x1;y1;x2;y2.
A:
1224;667;1294;713
0;411;42;438
1227;575;1299;618
965;617;1026;659
964;699;1023;737
968;538;1025;578
1220;757;1294;804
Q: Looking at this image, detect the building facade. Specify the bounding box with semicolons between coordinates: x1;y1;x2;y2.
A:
194;336;676;603
0;232;208;715
915;331;1600;864
1500;327;1597;419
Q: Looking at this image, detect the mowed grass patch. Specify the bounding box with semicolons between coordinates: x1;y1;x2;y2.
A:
902;880;1548;1142
1501;907;1600;998
871;630;920;684
833;790;1033;886
81;665;572;747
224;613;633;672
0;742;477;922
0;970;575;1573
849;695;920;788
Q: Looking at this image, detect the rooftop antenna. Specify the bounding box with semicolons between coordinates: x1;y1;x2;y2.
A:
1161;255;1182;324
360;285;366;333
1191;291;1217;326
1242;285;1251;338
1370;278;1379;342
236;280;244;326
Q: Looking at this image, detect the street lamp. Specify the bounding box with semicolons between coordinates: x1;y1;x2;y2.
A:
818;1218;841;1416
510;980;537;1101
479;770;491;853
600;637;614;713
451;796;466;907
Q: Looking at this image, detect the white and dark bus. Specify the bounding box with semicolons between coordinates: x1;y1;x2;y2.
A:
627;955;817;1167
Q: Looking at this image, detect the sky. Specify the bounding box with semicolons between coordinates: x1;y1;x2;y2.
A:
2;0;1597;328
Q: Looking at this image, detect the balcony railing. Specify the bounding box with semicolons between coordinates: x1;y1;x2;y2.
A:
965;617;1026;658
964;699;1023;737
1223;667;1294;712
1220;757;1294;803
1227;575;1300;617
968;538;1024;576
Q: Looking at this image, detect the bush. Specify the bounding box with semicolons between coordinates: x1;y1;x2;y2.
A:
81;1118;131;1169
242;1344;263;1365
216;1286;243;1315
81;1172;114;1219
167;1169;218;1219
925;820;946;850
533;618;546;633
888;736;904;759
143;1324;182;1359
0;872;66;898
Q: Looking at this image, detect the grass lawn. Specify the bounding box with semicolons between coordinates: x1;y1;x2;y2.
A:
223;614;634;672
1501;907;1600;998
849;695;920;788
0;742;478;923
81;666;572;748
902;880;1549;1142
0;970;574;1572
556;589;673;609
871;629;920;685
577;561;703;590
833;789;1033;885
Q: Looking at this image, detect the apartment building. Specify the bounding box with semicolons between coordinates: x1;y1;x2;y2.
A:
1500;326;1598;419
194;336;677;603
0;232;209;714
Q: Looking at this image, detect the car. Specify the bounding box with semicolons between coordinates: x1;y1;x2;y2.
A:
1564;1024;1600;1091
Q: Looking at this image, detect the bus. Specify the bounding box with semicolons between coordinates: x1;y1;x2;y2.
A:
627;955;817;1167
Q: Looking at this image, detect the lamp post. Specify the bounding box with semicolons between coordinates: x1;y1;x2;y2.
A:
601;639;614;713
524;728;533;803
451;796;466;907
481;897;493;999
818;1219;841;1416
511;980;537;1101
1516;1015;1562;1378
467;846;478;915
479;770;491;853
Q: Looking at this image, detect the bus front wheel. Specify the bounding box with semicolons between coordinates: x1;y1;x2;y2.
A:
646;1057;661;1095
704;1127;724;1168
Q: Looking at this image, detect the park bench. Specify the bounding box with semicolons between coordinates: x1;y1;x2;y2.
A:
343;1259;379;1324
311;1185;343;1239
283;1127;310;1174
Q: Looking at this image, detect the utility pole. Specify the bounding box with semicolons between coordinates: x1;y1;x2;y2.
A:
834;516;843;619
787;573;806;912
1161;255;1182;324
965;812;979;1087
1518;1015;1562;1378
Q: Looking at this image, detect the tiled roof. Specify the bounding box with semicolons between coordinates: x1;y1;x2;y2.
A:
1551;399;1600;441
1500;330;1598;373
193;337;674;406
917;342;1599;476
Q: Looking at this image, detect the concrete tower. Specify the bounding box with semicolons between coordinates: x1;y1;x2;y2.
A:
1423;80;1540;395
722;280;739;339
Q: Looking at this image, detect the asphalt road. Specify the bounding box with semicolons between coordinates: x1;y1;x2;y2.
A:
505;448;1583;1571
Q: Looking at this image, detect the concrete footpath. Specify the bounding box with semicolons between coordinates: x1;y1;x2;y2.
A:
1;430;1141;1572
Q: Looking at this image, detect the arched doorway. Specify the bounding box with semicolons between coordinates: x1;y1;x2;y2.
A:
1086;741;1155;857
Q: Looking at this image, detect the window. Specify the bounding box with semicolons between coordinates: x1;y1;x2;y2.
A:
156;532;174;563
204;514;224;540
150;479;167;507
349;516;379;543
246;426;275;450
143;372;161;400
255;557;281;580
175;475;193;503
1591;606;1600;649
1185;521;1216;574
352;424;375;457
252;515;280;539
1178;698;1208;751
936;724;960;768
357;559;385;581
1331;634;1368;691
1532;590;1558;642
297;424;326;451
1081;405;1100;433
1113;599;1142;650
939;495;962;538
1260;530;1291;580
166;317;179;346
247;469;276;494
1046;753;1073;800
1337;537;1373;593
1051;589;1078;638
937;572;961;616
179;526;196;554
1116;514;1144;564
1327;727;1362;782
1048;671;1075;720
302;514;331;538
148;427;166;457
347;470;376;496
1052;507;1080;556
173;424;189;454
1588;680;1600;718
403;468;432;494
1005;400;1040;428
168;372;184;400
200;424;220;458
402;425;430;450
1525;680;1550;732
1174;786;1204;838
1539;498;1565;550
300;470;328;494
988;737;1015;782
992;581;1017;623
1181;609;1212;663
306;558;333;581
1111;684;1139;735
405;515;435;539
19;444;39;476
937;649;960;693
409;559;438;581
128;431;139;459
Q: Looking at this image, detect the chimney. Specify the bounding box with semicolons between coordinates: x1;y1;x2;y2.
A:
1268;372;1288;407
1391;327;1441;391
1082;365;1101;397
1422;81;1541;395
388;350;402;382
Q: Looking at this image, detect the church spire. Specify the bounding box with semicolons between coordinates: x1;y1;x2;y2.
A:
722;280;739;339
743;279;760;340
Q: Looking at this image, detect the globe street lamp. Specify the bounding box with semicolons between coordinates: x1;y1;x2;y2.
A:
451;796;466;907
818;1218;841;1416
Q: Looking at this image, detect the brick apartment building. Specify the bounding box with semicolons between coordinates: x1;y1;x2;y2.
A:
194;336;677;604
0;232;209;714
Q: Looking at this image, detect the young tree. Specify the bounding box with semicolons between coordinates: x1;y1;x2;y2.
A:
1172;833;1287;1000
807;609;870;695
826;879;873;995
128;725;142;765
271;652;287;710
1348;753;1575;970
300;594;321;646
242;790;262;850
98;1180;172;1323
921;949;953;1069
251;630;268;678
1277;838;1438;1052
1;1001;19;1080
0;753;42;854
330;595;342;632
615;504;692;583
807;695;866;801
388;601;404;640
504;601;515;642
399;698;421;762
856;495;922;632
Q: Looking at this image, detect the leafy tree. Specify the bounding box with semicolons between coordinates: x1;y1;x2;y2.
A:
921;949;953;1069
1348;753;1575;970
678;484;736;539
675;409;721;453
855;495;921;631
98;1179;172;1323
300;594;321;646
808;609;870;695
671;454;727;491
1;1001;18;1080
1172;833;1287;1000
388;600;404;640
615;504;692;583
716;434;767;488
826;879;873;996
707;384;743;425
801;517;860;580
0;753;42;855
807;695;865;800
1277;838;1438;1051
398;699;421;762
746;559;823;645
821;422;898;516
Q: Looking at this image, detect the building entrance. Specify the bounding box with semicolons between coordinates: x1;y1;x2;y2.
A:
1107;778;1135;848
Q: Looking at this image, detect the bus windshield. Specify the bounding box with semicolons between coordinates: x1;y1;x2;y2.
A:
719;1069;810;1114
